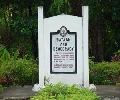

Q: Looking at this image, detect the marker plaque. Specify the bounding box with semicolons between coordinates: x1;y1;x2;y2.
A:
50;26;77;74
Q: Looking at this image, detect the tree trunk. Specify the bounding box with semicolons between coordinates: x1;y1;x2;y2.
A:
28;3;32;16
89;18;104;62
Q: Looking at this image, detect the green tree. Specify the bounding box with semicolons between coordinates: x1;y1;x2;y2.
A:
83;0;120;61
0;0;43;59
0;0;71;59
1;0;120;61
50;0;71;16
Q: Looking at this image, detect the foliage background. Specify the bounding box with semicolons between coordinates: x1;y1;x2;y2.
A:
90;61;120;85
0;0;120;61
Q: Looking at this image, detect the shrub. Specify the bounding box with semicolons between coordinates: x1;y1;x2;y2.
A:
90;61;120;85
0;85;3;93
30;83;100;100
0;44;10;61
0;56;38;86
89;56;95;68
0;46;38;86
111;50;120;61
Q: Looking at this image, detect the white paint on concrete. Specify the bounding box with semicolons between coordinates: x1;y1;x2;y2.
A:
33;6;89;91
89;84;96;91
38;7;44;87
82;6;89;88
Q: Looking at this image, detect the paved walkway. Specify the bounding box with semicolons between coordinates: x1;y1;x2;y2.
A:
0;86;37;100
96;85;120;100
0;85;120;100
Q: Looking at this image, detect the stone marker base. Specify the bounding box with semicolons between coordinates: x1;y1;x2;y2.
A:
32;83;97;92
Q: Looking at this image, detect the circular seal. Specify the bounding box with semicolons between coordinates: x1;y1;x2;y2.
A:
60;26;67;37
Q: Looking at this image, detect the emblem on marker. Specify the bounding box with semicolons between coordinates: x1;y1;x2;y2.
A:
60;26;68;37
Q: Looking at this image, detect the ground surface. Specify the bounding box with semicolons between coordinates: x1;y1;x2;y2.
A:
0;85;37;100
0;85;120;100
96;85;120;100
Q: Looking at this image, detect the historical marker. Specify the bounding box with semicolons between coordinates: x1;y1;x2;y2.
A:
50;26;77;73
35;6;89;91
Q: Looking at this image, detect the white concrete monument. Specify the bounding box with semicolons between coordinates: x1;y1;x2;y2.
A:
32;6;89;91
